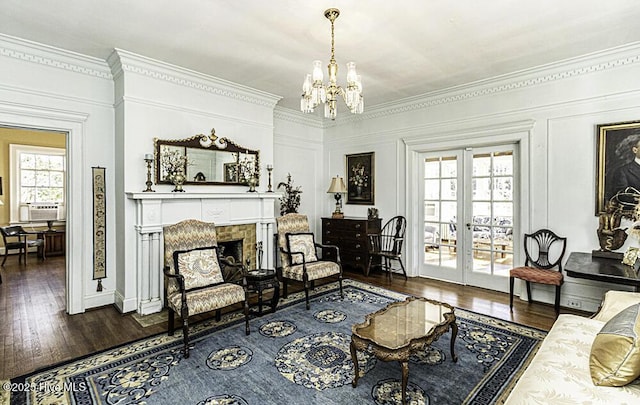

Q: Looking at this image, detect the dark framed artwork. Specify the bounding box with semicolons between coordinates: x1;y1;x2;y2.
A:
346;152;375;205
596;120;640;214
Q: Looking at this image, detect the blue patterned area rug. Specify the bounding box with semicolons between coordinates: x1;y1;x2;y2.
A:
6;280;546;405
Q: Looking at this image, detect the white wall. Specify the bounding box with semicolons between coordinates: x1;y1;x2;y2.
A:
107;49;281;313
320;43;640;312
273;108;324;234
0;34;115;314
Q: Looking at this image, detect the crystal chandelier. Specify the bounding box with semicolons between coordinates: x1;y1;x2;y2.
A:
300;8;364;120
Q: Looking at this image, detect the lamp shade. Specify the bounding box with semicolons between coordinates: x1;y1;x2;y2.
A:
327;176;347;193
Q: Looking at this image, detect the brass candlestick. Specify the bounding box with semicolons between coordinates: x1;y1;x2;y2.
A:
267;164;273;192
143;154;155;192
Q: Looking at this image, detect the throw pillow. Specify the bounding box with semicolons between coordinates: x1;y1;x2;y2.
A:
173;246;224;290
286;232;318;265
589;302;640;386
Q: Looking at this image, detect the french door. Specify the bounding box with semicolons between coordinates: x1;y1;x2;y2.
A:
419;144;517;292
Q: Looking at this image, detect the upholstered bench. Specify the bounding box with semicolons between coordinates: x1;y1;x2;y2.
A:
504;290;640;404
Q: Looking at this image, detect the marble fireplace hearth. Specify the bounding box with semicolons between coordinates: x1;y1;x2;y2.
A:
126;192;279;315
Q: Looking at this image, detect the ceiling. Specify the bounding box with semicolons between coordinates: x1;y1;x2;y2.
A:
2;0;640;113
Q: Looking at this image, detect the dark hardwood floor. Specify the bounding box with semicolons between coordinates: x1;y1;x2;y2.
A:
0;254;589;380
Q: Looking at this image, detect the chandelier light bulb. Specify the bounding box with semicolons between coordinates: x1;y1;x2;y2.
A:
312;60;324;82
346;62;358;83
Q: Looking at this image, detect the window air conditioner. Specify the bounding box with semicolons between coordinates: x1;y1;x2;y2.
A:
28;203;61;222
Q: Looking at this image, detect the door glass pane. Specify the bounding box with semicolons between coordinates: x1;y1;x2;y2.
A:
471;151;514;276
424;179;440;199
424;156;458;269
473;178;491;200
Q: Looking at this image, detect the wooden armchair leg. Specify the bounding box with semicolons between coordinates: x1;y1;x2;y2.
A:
244;298;250;336
181;309;190;358
215;309;221;322
555;285;561;315
303;274;310;310
525;281;532;304
509;277;514;311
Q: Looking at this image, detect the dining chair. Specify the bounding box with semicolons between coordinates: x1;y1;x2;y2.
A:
509;229;567;314
367;216;407;280
0;225;45;268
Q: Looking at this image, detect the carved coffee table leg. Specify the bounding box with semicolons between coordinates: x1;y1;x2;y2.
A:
350;339;360;387
450;321;458;362
401;361;409;405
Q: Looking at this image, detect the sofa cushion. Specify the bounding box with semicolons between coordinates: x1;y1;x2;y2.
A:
174;246;223;291
286;232;318;264
592;290;640;322
590;303;640;387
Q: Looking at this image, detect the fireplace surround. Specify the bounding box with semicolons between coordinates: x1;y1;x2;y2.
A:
126;192;279;314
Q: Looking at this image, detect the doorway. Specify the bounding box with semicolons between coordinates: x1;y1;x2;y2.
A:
419;144;517;292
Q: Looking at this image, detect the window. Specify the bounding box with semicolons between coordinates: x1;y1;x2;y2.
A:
9;144;66;223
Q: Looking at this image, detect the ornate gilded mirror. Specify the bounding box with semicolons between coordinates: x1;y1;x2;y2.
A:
154;129;259;186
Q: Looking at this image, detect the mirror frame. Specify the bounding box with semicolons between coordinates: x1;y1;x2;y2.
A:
154;128;259;186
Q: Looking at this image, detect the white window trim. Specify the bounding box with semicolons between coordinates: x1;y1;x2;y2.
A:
9;144;66;225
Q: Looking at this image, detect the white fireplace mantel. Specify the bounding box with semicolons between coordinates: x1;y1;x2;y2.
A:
126;191;280;315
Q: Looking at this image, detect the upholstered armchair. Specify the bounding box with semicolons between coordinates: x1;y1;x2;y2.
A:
163;219;249;358
276;213;343;310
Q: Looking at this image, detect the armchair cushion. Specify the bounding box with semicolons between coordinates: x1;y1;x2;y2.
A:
590;303;640;387
286;232;318;264
174;246;224;291
167;283;245;315
282;261;341;282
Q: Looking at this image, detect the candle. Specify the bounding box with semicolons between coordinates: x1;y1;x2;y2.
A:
144;153;153;160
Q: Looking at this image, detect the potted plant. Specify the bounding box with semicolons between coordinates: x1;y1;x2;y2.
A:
277;173;302;216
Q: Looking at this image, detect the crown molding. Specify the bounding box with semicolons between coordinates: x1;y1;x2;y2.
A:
0;33;112;80
274;106;324;128
108;49;282;109
333;42;640;125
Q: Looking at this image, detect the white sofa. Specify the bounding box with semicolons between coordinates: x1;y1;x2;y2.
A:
504;290;640;404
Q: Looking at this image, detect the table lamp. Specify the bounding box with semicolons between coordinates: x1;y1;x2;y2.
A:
327;175;347;218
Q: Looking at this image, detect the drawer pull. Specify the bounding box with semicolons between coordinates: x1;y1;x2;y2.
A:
355;244;361;249
355;224;361;229
355;256;361;260
355;233;361;238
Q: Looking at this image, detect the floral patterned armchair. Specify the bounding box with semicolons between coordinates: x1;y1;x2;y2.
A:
163;219;249;358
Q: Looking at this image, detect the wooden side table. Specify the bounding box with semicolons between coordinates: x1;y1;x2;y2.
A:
246;269;279;315
37;229;66;257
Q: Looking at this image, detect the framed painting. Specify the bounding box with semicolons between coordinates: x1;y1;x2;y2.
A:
346;152;374;205
224;162;238;183
596;120;640;214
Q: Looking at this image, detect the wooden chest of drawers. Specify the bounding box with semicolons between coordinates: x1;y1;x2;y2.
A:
321;217;381;275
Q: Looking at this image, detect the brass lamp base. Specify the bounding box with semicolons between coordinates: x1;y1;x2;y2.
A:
332;212;344;219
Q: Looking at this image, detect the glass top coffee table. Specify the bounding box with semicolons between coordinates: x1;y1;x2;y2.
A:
350;296;458;405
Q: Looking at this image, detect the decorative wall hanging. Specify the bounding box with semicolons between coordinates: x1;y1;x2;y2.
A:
346;152;375;205
595;120;640;214
92;166;107;291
